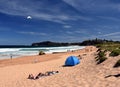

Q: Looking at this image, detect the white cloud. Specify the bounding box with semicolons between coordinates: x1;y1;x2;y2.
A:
74;29;89;34
63;0;120;14
98;32;102;34
88;32;120;41
103;32;120;37
0;0;92;24
0;0;66;23
18;31;47;36
63;25;71;28
66;31;73;34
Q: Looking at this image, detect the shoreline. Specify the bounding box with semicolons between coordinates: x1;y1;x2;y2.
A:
0;46;93;67
0;45;85;60
0;46;120;87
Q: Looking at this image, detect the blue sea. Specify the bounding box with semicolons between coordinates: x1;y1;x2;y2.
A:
0;46;85;59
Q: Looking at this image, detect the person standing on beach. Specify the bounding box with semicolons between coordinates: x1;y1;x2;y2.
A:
10;54;12;59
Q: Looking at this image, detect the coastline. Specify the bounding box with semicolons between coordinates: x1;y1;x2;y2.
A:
0;46;91;67
0;46;120;87
0;45;85;60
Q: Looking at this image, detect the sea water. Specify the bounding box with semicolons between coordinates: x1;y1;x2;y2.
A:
0;46;85;59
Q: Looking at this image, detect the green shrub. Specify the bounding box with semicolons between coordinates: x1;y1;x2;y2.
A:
39;50;45;55
98;51;106;57
97;56;107;64
96;50;107;64
114;59;120;67
109;49;120;57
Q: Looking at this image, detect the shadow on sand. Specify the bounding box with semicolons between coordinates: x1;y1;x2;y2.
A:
105;73;120;78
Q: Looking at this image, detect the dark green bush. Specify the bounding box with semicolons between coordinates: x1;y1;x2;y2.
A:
97;56;107;64
39;50;45;55
98;51;106;57
96;50;107;64
109;49;120;57
114;59;120;67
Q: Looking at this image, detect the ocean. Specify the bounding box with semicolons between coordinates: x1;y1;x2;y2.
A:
0;46;85;59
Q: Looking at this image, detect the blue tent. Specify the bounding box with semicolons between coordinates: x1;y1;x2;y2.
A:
65;56;80;66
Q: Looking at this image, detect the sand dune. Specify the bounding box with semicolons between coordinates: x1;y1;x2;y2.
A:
0;46;120;87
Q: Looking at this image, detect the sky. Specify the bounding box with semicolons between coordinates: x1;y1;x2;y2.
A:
0;0;120;45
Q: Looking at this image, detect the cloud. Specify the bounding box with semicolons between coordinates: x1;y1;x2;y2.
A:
62;0;99;12
0;0;92;24
88;31;120;41
63;0;120;15
103;32;120;37
66;31;73;34
97;16;120;21
63;25;71;28
0;0;66;23
53;34;80;42
74;29;90;34
18;31;47;36
98;32;102;34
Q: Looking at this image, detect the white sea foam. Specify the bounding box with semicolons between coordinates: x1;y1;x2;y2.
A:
0;48;20;52
0;46;85;59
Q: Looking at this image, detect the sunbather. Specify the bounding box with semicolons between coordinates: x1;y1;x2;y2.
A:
45;71;59;76
28;74;34;79
28;71;59;80
34;73;45;80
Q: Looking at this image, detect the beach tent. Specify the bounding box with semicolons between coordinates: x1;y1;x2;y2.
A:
65;56;80;66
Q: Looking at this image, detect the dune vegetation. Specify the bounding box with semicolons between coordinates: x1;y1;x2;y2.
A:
95;50;107;64
95;42;120;65
96;42;120;52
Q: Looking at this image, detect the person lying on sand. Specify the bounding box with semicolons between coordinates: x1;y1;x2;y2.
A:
45;71;59;76
35;73;45;79
28;74;34;79
28;73;45;80
28;71;59;80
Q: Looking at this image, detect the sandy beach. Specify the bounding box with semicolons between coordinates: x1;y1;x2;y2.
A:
0;46;120;87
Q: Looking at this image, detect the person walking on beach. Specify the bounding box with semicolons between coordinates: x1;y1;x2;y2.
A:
10;54;12;59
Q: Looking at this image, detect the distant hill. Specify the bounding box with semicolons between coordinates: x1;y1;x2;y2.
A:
31;41;81;47
31;39;120;47
0;39;119;48
80;39;120;46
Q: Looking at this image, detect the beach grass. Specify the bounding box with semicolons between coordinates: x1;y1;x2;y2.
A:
96;42;120;57
95;42;120;64
95;50;107;64
96;42;120;52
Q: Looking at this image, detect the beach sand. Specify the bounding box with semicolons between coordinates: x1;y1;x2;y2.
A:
0;46;120;87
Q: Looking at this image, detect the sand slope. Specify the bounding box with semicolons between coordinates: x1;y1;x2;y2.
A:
0;46;120;87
